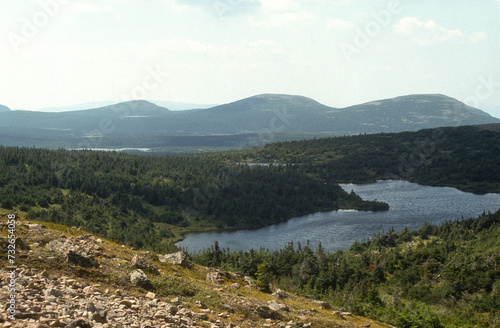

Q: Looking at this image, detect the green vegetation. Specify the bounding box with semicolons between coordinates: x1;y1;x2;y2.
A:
1;123;499;327
1;124;498;254
223;125;500;193
192;209;500;328
0;146;386;252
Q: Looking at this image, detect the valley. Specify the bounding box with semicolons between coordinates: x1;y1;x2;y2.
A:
0;95;499;327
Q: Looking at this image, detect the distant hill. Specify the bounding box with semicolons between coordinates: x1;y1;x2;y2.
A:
69;100;171;117
0;104;10;112
31;100;215;112
0;94;498;151
192;93;499;135
336;94;497;133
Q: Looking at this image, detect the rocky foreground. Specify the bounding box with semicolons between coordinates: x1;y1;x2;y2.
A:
0;217;389;328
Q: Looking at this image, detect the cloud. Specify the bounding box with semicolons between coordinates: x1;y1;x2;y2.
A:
394;17;487;45
326;18;354;30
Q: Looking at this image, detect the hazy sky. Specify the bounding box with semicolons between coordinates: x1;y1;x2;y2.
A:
1;0;499;117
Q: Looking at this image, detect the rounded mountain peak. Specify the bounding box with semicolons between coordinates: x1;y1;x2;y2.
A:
209;94;334;113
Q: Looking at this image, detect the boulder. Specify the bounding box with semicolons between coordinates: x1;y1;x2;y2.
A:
314;300;331;309
272;289;288;299
129;269;151;288
131;254;159;273
159;251;189;266
66;249;97;268
45;239;74;253
268;302;289;312
254;305;281;319
206;271;225;284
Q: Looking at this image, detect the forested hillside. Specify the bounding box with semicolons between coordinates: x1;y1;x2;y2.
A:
192;209;500;328
0;146;386;252
226;124;500;194
1;124;498;252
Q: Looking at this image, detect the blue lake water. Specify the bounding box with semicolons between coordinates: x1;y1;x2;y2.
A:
176;180;500;253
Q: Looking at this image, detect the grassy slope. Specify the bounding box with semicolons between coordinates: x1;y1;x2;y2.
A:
0;212;390;328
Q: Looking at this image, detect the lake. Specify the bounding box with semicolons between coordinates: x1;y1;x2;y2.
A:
176;180;500;253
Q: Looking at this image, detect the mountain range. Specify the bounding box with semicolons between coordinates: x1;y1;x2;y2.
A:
0;94;498;152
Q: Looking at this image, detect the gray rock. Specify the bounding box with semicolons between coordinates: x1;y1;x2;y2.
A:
154;310;168;320
45;239;74;253
27;223;45;230
165;304;178;314
206;271;225;284
45;295;57;303
131;254;158;273
92;308;108;323
254;305;280;319
272;289;288;299
158;251;189;266
192;312;208;320
145;291;156;299
66;249;97;268
76;234;95;242
85;302;97;313
244;276;254;285
64;317;92;328
268;302;289;312
129;269;151;288
43;288;62;297
227;282;241;290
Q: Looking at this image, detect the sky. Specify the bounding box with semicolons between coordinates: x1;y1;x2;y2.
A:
1;0;499;117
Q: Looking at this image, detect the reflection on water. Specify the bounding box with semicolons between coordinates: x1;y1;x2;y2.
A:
176;180;500;253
